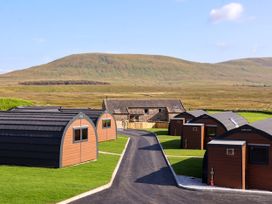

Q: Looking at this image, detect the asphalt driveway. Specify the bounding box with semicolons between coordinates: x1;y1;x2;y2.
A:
72;129;272;204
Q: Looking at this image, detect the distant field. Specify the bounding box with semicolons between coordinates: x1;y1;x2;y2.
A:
0;84;271;111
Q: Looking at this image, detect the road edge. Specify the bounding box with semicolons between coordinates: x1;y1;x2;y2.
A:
57;137;131;204
151;131;272;196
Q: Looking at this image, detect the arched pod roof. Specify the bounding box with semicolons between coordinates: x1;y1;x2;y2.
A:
10;106;108;126
190;111;248;131
0;111;97;167
218;118;272;140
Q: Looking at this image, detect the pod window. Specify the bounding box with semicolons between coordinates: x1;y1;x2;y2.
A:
102;119;111;128
73;127;88;142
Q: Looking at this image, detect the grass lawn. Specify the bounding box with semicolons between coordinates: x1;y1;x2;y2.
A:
208;111;272;123
238;112;272;123
146;128;205;157
146;128;204;178
0;97;33;110
98;134;128;154
169;157;203;178
0;135;128;204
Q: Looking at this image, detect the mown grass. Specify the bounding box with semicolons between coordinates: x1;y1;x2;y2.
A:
169;157;203;178
238;112;272;123
147;128;205;157
147;128;204;178
0;97;33;110
208;111;272;123
98;134;128;154
0;136;128;204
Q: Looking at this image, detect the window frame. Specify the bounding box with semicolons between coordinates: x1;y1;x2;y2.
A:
81;127;88;141
226;148;235;156
73;126;89;143
102;119;111;129
73;128;81;143
248;144;269;165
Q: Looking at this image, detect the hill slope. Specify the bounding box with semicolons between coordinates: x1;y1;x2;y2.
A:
0;53;272;86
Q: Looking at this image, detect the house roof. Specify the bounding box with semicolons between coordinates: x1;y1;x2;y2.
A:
175;110;206;118
0;111;86;138
208;139;246;146
60;108;104;124
190;111;248;131
103;99;185;114
251;118;272;136
210;112;248;131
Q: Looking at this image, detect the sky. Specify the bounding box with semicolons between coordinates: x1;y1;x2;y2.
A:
0;0;271;73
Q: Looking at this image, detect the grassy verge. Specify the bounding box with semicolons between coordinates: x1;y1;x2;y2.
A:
169;157;203;178
146;128;205;178
0;97;33;110
0;135;128;204
99;134;128;154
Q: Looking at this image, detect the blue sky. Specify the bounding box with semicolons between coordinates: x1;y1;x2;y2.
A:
0;0;271;73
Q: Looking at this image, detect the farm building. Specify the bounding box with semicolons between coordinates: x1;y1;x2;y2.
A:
0;111;98;168
103;99;185;128
11;106;117;142
205;118;272;191
182;112;247;149
168;110;206;136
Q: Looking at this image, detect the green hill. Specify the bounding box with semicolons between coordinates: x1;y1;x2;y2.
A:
0;53;272;86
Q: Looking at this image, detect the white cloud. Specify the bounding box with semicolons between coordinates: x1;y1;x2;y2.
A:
210;3;244;23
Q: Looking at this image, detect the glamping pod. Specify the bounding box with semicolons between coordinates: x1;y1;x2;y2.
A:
205;118;272;191
11;107;118;142
168;110;206;136
0;111;98;168
60;109;117;142
182;112;248;149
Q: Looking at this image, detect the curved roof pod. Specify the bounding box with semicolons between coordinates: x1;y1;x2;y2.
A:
60;109;117;142
9;106;118;142
218;118;272;141
0;112;98;168
189;111;248;131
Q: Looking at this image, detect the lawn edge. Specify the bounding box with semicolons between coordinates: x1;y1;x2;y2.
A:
57;137;131;204
151;131;272;196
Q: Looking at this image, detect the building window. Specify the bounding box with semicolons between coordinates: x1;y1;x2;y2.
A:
159;108;162;113
193;127;198;132
102;119;111;128
144;108;149;114
82;128;88;140
226;148;235;156
249;145;269;165
73;127;88;142
74;129;81;142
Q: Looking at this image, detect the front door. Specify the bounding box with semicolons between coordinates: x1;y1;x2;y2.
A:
204;126;217;149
